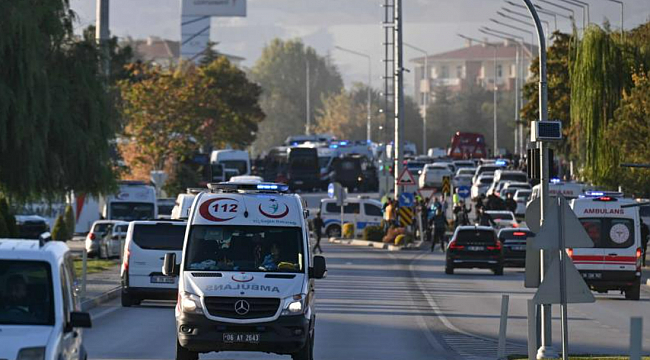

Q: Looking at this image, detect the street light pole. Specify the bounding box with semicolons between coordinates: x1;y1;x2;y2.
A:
306;60;311;135
602;0;624;39
404;43;429;154
394;0;404;200
458;34;498;156
334;46;373;143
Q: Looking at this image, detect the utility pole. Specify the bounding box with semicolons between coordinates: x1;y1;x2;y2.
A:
96;0;110;80
306;60;311;135
393;0;404;200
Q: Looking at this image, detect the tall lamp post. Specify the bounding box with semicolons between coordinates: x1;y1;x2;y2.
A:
404;43;429;154
458;34;499;156
601;0;624;39
334;46;373;143
479;29;524;157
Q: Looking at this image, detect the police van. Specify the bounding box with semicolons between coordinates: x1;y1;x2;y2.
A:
319;196;383;238
162;182;327;360
570;191;643;300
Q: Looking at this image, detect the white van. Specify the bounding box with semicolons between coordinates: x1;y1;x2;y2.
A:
570;192;643;300
120;221;188;306
161;182;327;360
530;181;589;202
0;239;92;360
100;181;157;221
211;150;251;179
320;197;383;238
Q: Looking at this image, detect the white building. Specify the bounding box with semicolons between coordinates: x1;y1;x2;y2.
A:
411;39;536;116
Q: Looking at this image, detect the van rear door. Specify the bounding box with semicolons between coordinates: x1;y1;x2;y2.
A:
128;222;187;288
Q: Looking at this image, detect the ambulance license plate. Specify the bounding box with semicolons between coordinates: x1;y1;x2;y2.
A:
581;272;602;280
150;275;175;284
223;333;260;344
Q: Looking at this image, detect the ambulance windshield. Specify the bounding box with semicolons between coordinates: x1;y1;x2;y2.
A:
185;225;304;273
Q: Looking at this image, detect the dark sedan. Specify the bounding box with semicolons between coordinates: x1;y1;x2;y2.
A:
445;226;503;275
497;228;534;267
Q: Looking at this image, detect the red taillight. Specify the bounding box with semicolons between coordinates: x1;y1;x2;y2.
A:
449;241;465;250
598;196;612;201
567;248;573;258
487;241;502;251
636;248;642;270
89;232;96;241
123;248;130;272
512;223;519;228
513;232;526;236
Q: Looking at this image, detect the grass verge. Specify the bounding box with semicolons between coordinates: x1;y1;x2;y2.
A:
73;258;119;275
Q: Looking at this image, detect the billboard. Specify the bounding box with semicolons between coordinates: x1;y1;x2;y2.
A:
181;0;246;17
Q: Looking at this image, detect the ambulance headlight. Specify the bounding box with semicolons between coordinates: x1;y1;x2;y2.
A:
17;347;45;360
180;292;203;314
282;294;306;316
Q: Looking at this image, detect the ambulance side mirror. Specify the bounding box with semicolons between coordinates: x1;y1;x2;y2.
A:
311;256;327;279
162;253;178;277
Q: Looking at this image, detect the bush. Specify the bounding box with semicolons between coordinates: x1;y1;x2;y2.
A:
51;214;68;241
64;204;75;239
363;225;384;242
342;223;355;239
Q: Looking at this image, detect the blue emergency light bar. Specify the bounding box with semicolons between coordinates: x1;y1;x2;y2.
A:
495;160;507;166
583;191;623;198
550;178;561;184
209;182;289;193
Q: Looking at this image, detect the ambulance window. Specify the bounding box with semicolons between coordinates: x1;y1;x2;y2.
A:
579;219;601;246
639;206;650;217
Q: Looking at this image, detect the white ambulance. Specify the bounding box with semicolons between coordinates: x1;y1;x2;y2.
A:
161;182;327;360
570;191;643;300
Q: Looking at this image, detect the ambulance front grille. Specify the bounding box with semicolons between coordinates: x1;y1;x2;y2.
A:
204;297;281;319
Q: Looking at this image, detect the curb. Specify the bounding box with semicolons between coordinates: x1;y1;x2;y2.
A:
328;237;406;251
80;286;121;312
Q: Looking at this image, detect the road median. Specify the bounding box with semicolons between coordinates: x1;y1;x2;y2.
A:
329;237;420;251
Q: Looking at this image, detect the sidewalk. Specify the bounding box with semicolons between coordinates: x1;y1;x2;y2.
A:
79;264;121;311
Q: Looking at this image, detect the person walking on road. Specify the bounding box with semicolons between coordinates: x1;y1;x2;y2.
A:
312;212;324;254
432;209;447;252
477;207;496;227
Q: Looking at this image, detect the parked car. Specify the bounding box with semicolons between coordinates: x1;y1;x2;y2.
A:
0;239;92;360
471;174;494;199
498;228;534;267
15;215;50;240
85;220;119;257
485;210;518;229
445;226;504;275
99;221;128;259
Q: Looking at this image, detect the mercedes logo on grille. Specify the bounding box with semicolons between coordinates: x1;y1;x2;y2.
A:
234;300;250;315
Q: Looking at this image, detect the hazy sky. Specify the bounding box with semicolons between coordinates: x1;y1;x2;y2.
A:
71;0;650;92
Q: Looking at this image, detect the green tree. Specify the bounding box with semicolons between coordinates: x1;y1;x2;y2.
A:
0;206;9;238
51;214;68;241
251;39;343;151
0;198;16;238
521;31;574;158
64;204;75;239
0;1;119;199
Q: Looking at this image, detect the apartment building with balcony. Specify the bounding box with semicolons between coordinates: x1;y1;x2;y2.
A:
411;39;536;116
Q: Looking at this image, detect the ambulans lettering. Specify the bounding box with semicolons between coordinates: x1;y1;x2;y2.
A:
583;208;624;215
205;284;281;293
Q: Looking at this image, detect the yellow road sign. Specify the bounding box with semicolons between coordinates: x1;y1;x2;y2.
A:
398;207;414;227
442;176;451;195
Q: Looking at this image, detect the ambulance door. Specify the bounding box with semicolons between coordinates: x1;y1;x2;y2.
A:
573;218;605;273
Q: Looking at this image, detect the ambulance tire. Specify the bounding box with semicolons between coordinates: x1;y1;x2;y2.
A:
445;264;454;275
625;281;640;301
176;338;198;360
326;225;341;238
121;289;132;307
292;327;314;360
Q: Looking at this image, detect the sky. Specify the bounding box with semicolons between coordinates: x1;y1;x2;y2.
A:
70;0;650;93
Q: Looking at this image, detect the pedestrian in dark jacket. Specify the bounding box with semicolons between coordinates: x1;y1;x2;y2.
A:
478;208;496;227
312;212;324;254
505;193;517;213
432;209;447;252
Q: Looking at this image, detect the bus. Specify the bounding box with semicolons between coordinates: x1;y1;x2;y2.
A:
448;132;487;159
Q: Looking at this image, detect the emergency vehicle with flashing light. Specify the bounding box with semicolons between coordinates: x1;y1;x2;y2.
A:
161;182;327;360
569;191;643;300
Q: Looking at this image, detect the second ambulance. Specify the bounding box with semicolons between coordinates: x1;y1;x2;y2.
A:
570;192;643;300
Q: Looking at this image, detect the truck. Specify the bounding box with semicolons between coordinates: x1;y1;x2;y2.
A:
210;150;251;182
100;181;158;221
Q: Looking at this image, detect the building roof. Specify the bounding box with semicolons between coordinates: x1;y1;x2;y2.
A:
411;41;537;64
121;37;245;65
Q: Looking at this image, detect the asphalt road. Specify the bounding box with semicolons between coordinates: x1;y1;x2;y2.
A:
84;241;649;360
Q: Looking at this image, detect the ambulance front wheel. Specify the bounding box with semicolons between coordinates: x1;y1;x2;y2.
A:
625;280;640;300
326;225;341;238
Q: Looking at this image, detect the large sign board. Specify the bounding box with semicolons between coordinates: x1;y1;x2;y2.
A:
182;0;247;17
